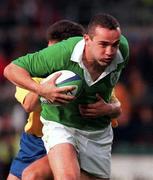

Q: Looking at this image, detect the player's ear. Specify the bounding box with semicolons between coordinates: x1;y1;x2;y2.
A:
84;34;89;40
84;34;90;45
48;40;57;46
48;41;52;46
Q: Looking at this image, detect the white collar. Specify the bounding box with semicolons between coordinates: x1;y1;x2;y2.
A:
70;39;85;64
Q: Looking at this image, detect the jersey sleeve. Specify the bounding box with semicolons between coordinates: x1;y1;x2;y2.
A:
15;77;42;104
12;37;82;77
110;88;119;103
15;87;29;104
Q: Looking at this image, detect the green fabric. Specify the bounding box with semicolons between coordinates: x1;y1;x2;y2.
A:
13;36;129;130
13;37;83;77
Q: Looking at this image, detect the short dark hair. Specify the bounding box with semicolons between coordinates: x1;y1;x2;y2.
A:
47;20;85;42
87;13;120;37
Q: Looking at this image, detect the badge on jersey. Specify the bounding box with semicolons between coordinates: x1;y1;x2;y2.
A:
110;71;121;86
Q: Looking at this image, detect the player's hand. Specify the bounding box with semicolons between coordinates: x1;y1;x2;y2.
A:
39;73;76;104
79;94;112;118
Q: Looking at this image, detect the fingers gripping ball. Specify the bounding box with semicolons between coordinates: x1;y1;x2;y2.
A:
40;70;82;105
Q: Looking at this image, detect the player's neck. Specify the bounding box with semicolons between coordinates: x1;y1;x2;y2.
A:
82;55;105;81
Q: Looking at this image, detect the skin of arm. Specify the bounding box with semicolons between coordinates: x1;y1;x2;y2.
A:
4;63;76;104
15;77;42;113
4;63;40;92
22;92;40;113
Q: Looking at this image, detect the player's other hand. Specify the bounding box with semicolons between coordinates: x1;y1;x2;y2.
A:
79;94;112;118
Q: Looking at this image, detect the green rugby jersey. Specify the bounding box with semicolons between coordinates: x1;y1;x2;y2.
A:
13;36;129;130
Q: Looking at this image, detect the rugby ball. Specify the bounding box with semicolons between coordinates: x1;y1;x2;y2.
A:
40;70;82;105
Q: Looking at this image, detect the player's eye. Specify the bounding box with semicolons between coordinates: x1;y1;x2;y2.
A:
112;42;119;48
99;42;108;48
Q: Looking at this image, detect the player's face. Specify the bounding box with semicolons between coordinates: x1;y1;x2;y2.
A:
84;26;121;68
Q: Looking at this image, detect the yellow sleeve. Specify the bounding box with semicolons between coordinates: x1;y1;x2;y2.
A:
111;89;116;97
110;89;117;102
111;89;119;128
15;77;42;104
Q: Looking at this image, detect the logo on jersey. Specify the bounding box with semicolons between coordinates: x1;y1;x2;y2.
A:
110;71;121;86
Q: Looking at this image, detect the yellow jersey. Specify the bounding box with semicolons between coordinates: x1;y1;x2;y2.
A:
15;78;43;137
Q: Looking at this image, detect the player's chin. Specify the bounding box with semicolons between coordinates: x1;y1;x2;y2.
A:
98;61;110;67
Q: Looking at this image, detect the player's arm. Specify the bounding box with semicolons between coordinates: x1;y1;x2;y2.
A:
22;78;43;112
15;80;41;112
4;40;78;104
5;63;41;112
4;63;75;104
79;89;122;118
22;92;40;112
4;63;39;91
21;77;42;112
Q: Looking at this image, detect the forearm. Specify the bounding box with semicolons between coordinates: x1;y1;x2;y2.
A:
23;92;40;113
4;63;40;93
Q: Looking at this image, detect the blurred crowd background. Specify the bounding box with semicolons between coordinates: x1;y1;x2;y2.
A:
0;0;153;179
